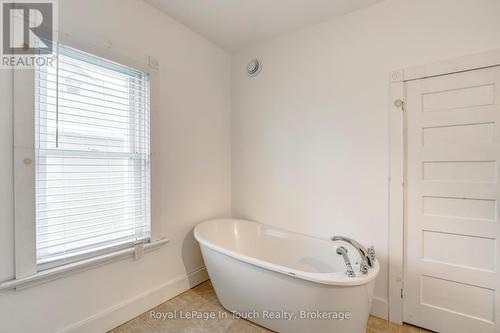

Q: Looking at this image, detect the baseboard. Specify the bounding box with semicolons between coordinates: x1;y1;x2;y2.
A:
370;296;389;320
58;267;209;333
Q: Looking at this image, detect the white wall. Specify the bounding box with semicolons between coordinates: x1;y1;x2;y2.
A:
231;0;500;317
0;0;231;332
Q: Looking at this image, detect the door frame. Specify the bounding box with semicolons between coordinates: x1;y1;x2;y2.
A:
388;48;500;324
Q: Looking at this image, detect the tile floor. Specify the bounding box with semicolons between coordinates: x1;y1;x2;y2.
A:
109;281;432;333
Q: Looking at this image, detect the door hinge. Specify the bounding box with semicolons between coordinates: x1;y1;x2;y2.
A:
401;288;404;298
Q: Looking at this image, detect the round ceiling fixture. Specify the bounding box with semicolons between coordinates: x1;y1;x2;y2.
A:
247;59;261;77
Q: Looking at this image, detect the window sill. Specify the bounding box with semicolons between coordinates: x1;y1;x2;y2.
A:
0;238;169;292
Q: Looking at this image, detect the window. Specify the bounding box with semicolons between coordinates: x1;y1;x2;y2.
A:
35;44;151;267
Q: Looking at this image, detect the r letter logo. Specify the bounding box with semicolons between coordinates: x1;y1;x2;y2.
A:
1;0;57;68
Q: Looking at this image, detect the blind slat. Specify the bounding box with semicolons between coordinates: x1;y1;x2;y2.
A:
37;90;150;110
42;110;148;127
37;77;148;103
37;184;145;191
38;202;143;221
37;193;143;205
41;105;150;122
55;54;150;84
38;197;144;214
38;216;146;237
37;210;145;229
37;225;150;251
37;92;148;114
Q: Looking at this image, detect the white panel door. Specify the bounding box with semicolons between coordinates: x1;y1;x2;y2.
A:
404;66;500;333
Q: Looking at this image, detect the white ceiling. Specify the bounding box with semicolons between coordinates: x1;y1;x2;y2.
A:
143;0;384;51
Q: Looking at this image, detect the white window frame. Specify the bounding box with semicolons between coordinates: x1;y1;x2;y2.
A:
8;33;166;289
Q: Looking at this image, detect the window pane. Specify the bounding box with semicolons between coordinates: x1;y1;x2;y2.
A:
35;44;151;266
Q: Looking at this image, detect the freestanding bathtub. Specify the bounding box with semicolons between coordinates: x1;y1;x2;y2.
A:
194;219;379;333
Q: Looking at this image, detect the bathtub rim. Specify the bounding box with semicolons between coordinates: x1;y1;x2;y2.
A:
194;219;379;287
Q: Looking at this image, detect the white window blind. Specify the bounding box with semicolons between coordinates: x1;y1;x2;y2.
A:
35;44;151;266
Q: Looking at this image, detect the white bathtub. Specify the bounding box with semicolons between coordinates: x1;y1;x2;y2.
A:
194;219;379;333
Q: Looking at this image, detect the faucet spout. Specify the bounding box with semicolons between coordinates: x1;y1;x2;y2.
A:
331;236;375;274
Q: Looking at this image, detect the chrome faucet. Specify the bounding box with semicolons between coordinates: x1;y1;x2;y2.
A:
331;236;375;275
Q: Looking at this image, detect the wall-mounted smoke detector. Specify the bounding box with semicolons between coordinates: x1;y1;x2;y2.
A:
247;59;261;77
